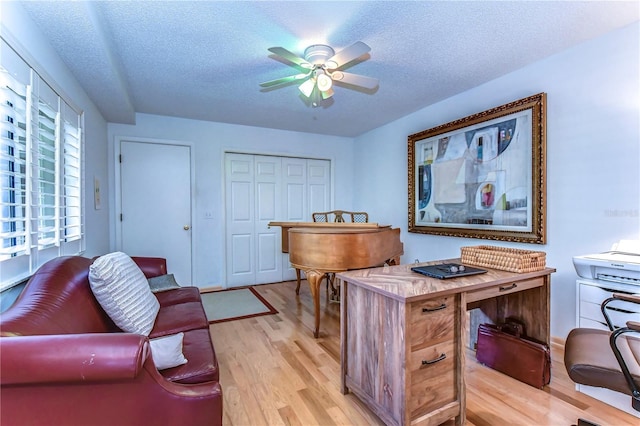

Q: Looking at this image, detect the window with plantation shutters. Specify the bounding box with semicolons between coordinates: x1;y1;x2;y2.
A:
0;37;84;290
35;82;58;249
0;68;28;261
61;103;82;243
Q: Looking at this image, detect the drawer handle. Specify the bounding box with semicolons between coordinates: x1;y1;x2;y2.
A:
422;303;447;313
499;283;518;292
422;353;446;365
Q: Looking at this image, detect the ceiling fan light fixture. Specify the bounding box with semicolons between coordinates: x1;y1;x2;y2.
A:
316;72;333;92
321;87;334;99
304;44;335;65
324;60;338;70
298;78;316;98
330;71;344;81
261;41;376;105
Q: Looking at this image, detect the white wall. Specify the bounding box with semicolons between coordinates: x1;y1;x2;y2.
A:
353;22;640;340
108;114;354;288
0;2;111;258
7;0;637;340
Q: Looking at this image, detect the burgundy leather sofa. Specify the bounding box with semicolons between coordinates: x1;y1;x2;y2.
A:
0;255;222;426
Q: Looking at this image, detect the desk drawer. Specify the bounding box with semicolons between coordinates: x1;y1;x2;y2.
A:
580;299;640;329
410;296;455;350
579;283;640;312
409;341;456;418
466;277;544;304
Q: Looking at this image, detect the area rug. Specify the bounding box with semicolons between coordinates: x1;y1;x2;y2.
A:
201;286;277;324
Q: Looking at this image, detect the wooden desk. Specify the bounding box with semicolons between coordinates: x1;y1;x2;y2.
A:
337;260;555;426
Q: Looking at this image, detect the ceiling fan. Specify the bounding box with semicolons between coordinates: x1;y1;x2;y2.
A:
260;41;378;106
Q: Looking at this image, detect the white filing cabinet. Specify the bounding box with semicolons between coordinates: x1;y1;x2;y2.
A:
575;277;640;417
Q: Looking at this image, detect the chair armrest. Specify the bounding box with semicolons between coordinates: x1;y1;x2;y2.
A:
0;333;148;385
601;293;640;330
132;256;168;278
613;293;640;304
610;326;640;403
627;320;640;331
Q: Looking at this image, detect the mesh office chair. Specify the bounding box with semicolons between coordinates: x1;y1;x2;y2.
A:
564;293;640;426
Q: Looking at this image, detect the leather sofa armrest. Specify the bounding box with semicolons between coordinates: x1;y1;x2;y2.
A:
2;333;223;426
0;333;148;385
132;256;168;278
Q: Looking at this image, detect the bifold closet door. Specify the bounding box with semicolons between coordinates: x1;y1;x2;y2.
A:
225;153;331;287
225;154;281;287
280;158;331;281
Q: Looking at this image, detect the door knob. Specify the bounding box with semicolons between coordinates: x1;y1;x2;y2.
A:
183;225;190;230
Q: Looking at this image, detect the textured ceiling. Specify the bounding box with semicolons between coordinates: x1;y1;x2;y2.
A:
15;1;640;137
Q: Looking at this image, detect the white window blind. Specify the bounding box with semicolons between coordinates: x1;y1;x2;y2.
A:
0;37;84;289
0;68;29;260
35;81;58;249
61;103;82;242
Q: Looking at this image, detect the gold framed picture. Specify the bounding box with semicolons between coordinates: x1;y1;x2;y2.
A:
408;93;547;244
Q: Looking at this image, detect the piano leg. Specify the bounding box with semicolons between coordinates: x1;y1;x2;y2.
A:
328;273;340;303
295;269;302;294
305;270;324;338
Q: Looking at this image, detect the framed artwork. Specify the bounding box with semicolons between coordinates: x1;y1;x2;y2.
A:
408;93;546;244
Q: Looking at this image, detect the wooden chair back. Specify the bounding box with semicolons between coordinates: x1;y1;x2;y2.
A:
312;210;369;223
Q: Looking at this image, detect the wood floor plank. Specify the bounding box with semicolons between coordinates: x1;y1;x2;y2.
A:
210;280;639;425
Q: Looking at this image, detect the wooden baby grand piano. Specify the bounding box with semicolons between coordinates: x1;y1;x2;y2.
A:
268;222;403;337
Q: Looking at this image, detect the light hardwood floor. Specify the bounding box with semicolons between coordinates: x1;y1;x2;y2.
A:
210;280;638;426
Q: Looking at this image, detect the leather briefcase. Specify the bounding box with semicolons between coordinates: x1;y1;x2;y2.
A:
476;321;551;388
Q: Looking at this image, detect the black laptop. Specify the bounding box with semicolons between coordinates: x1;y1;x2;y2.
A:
411;263;487;279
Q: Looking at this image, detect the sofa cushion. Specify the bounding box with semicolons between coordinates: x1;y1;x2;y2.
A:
89;252;160;336
159;328;219;383
155;287;202;307
150;301;209;338
148;274;181;293
149;332;188;370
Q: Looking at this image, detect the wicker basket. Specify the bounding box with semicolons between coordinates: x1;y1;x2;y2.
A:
460;245;546;273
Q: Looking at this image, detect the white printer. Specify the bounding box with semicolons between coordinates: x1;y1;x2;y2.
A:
573;240;640;285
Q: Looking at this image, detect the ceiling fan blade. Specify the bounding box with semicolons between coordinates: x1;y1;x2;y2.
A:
324;41;371;70
260;72;311;87
268;47;312;69
331;71;379;90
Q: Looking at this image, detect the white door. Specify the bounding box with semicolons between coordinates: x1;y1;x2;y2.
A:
119;140;193;285
225;154;282;287
225;153;331;287
254;156;282;284
225;153;254;287
280;158;331;280
281;157;307;280
307;159;332;217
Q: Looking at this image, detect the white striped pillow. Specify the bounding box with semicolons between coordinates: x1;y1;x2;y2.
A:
89;252;160;336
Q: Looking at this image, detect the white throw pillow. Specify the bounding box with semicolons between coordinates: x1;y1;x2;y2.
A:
89;252;160;336
149;332;188;370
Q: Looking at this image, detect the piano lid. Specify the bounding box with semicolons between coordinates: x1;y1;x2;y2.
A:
268;221;390;229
